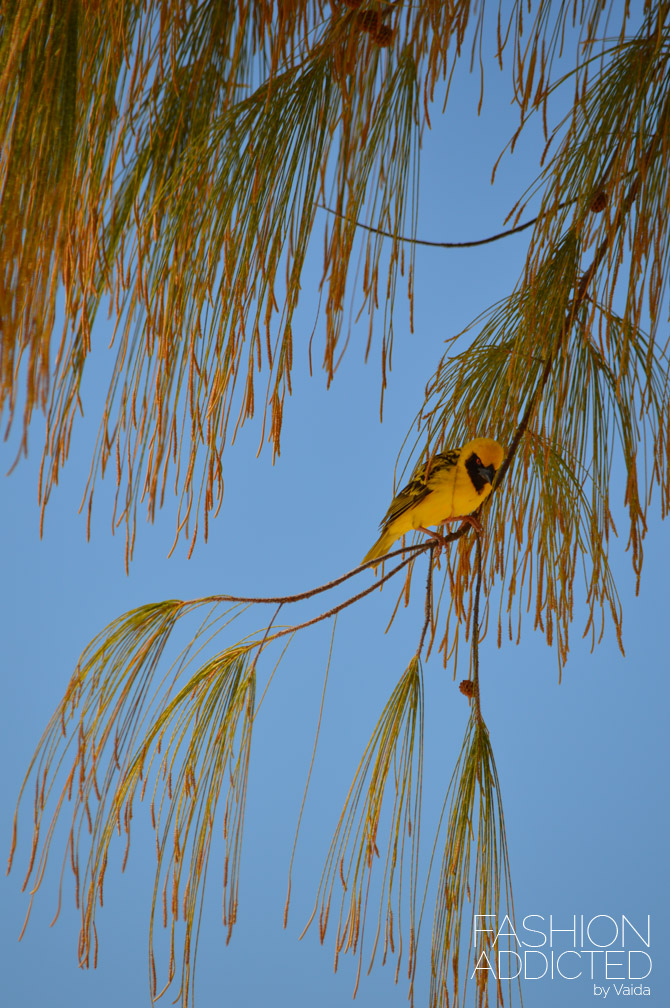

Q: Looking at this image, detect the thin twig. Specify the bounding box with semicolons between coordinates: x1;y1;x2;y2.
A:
471;535;484;724
260;553;420;645
318;200;575;249
284;615;337;929
193;541;431;608
415;546;435;659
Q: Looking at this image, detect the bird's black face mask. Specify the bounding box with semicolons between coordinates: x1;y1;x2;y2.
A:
465;453;496;493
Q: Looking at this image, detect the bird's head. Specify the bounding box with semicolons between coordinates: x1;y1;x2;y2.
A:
461;438;505;493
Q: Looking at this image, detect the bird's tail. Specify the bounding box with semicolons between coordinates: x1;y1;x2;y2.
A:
362;531;395;566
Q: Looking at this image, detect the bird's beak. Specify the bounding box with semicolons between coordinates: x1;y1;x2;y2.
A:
478;463;496;485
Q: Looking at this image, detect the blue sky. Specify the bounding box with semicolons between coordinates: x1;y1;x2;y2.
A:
2;18;668;1008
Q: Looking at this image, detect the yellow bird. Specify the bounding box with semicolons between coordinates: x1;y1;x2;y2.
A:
362;437;504;564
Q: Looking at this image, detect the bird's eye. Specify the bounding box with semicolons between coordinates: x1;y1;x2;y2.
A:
475;456;482;466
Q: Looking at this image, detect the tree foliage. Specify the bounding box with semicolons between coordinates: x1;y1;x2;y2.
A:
4;2;669;1007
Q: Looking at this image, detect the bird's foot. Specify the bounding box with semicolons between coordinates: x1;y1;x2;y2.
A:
442;514;483;534
458;514;482;534
418;526;451;558
419;516;482;557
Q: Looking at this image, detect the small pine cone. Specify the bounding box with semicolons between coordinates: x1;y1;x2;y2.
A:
357;10;382;33
459;679;475;698
373;24;394;46
590;190;608;213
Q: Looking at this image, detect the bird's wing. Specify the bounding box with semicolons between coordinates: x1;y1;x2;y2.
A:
379;449;460;529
